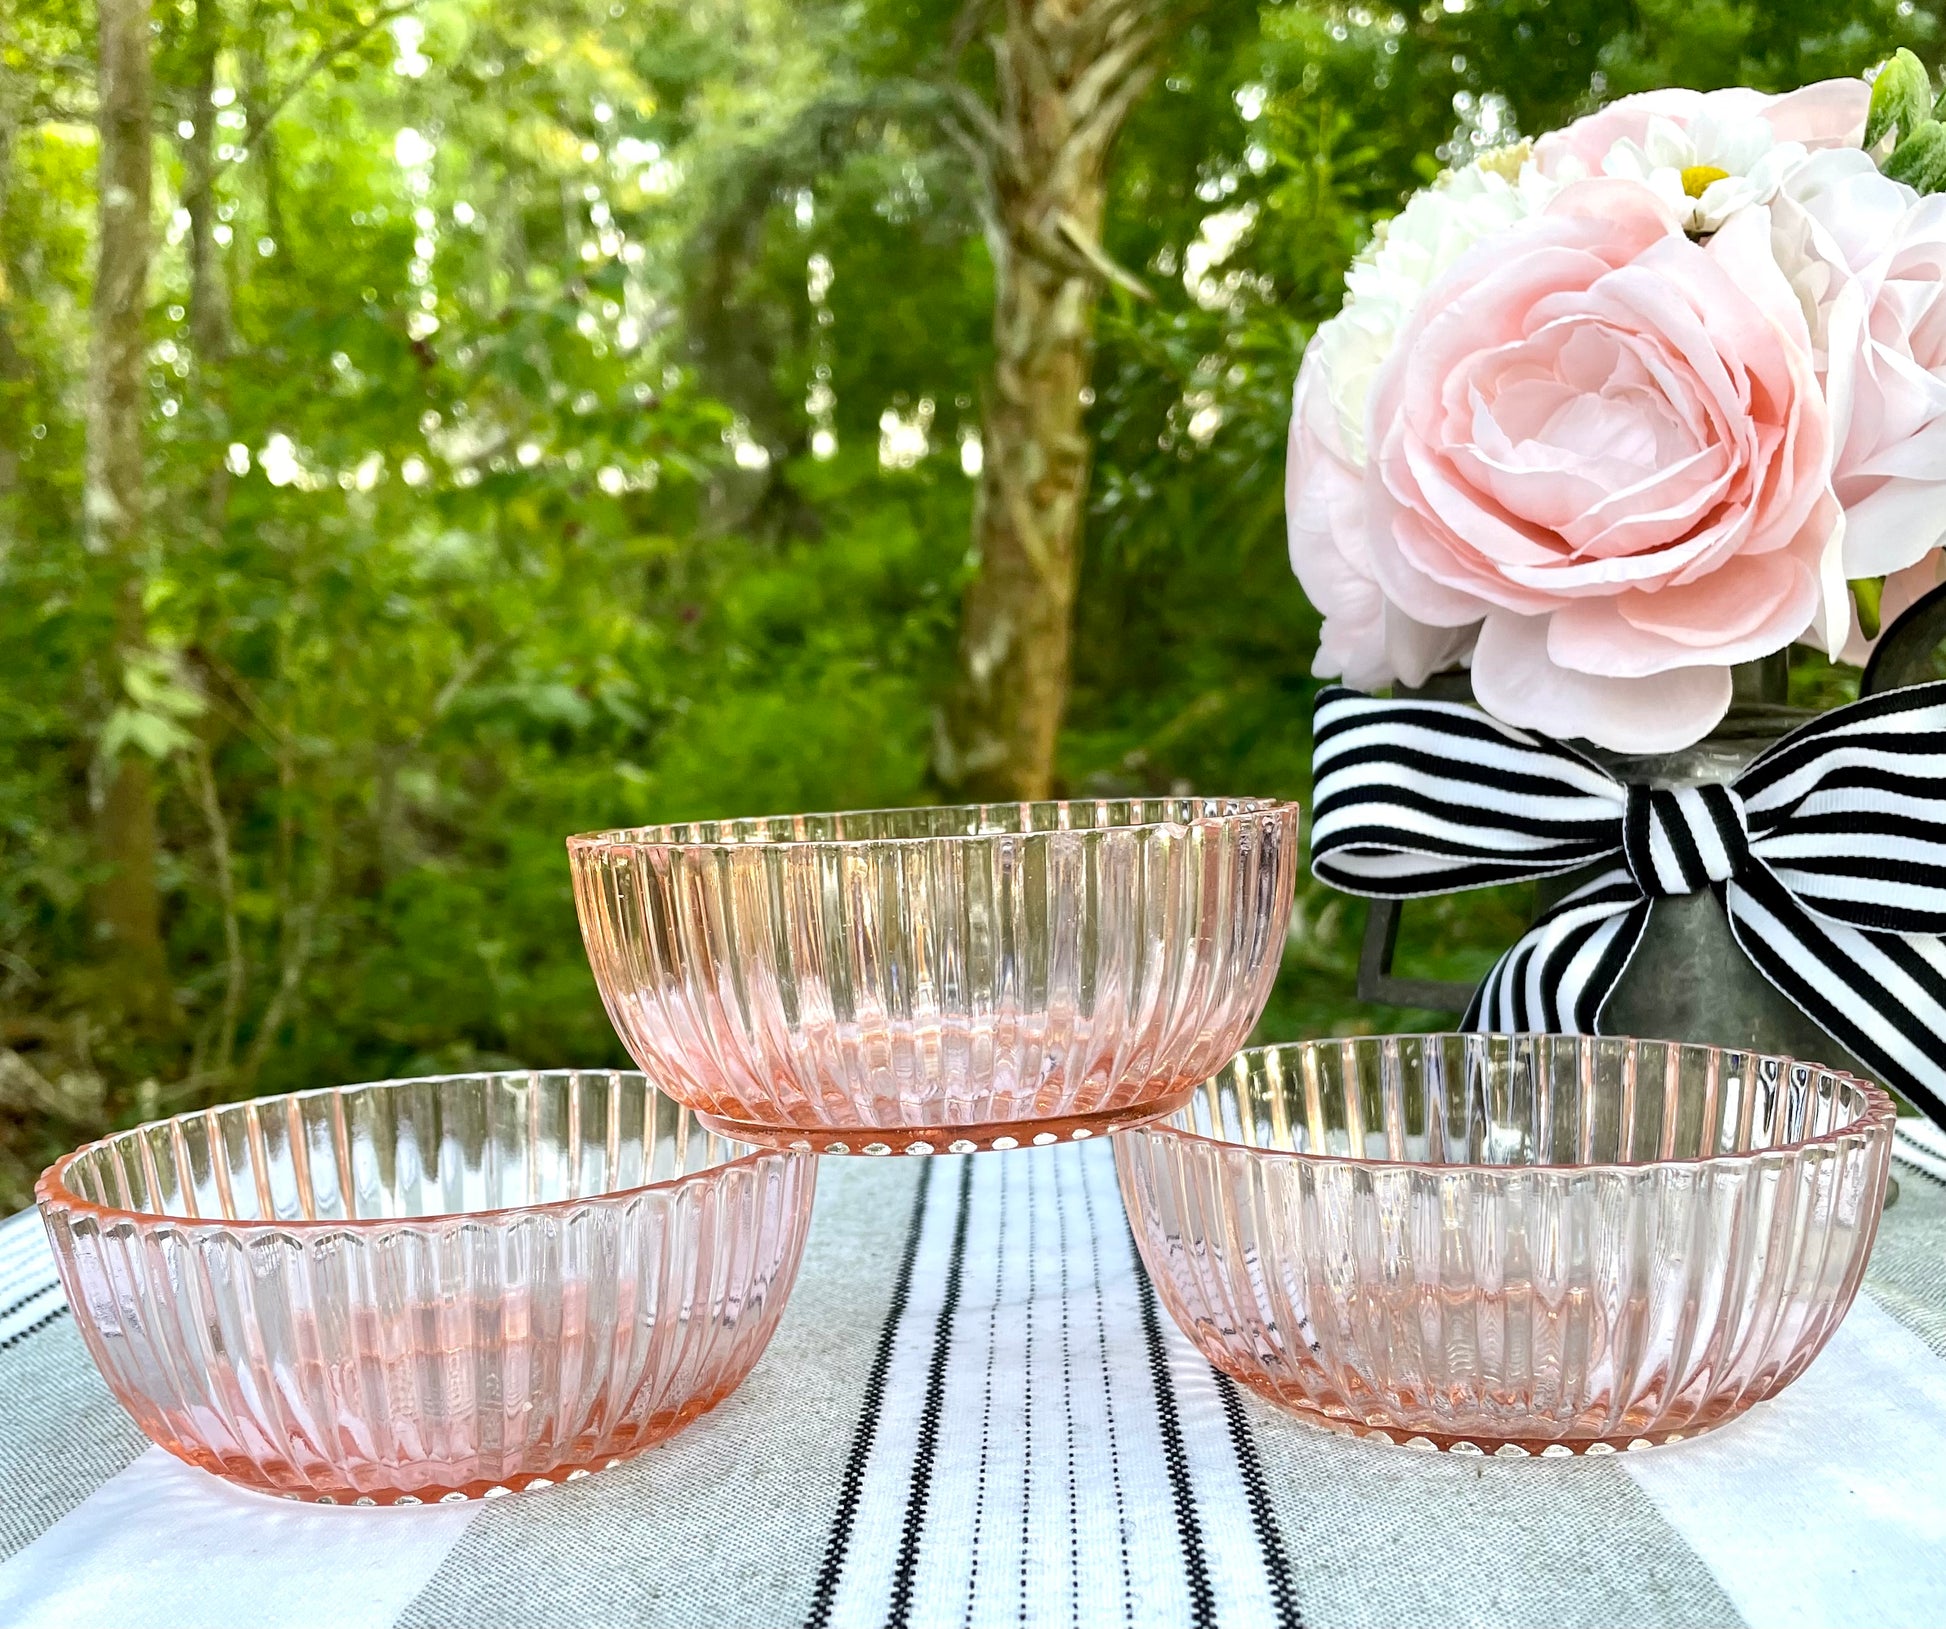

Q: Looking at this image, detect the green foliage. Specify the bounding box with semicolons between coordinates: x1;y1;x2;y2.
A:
1872;45;1946;190
0;0;1939;1206
1887;117;1946;188
1868;47;1934;146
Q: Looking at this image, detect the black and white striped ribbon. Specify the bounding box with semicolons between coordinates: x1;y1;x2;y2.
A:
1311;682;1946;1128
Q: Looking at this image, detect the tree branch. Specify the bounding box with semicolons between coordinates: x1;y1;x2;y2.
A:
939;76;1012;165
239;843;328;1088
0;1048;107;1127
946;0;1000;70
250;0;419;138
1052;210;1152;299
405;637;508;750
23;95;97;125
1067;22;1166;159
187;740;245;1076
936;95;1008;266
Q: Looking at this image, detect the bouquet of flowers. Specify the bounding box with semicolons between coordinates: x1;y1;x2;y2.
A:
1287;55;1946;751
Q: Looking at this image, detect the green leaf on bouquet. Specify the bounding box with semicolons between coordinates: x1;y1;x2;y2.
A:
1852;578;1885;642
1887;120;1946;194
1867;49;1935;149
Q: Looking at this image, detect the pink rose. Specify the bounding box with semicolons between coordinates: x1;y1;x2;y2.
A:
1776;150;1946;580
1533;79;1870;177
1363;180;1844;752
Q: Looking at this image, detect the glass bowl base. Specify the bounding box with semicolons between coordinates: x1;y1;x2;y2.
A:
1243;1382;1770;1457
696;1081;1198;1154
154;1378;739;1505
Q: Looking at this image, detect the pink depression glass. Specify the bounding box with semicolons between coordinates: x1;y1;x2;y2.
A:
36;1070;815;1504
569;799;1300;1152
1116;1035;1894;1454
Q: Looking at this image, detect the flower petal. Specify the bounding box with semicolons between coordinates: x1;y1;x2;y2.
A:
1470;611;1735;752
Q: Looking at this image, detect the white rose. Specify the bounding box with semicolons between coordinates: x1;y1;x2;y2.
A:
1321;156;1560;461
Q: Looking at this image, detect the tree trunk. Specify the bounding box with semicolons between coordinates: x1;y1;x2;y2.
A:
240;2;286;250
87;0;169;1019
180;0;235;528
0;70;24;506
933;0;1169;802
182;0;233;364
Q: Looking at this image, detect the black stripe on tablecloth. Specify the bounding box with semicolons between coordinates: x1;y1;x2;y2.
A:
1054;1133;1080;1623
1128;1221;1216;1629
0;1305;68;1352
805;1158;936;1629
886;1157;975;1629
0;1280;61;1327
962;1152;1011;1621
1894;1126;1946;1188
1074;1137;1133;1623
0;1219;66;1349
1214;1369;1303;1629
1017;1152;1042;1619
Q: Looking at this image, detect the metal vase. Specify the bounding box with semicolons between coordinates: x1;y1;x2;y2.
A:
1536;656;1875;1076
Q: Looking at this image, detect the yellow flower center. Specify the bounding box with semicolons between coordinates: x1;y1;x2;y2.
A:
1474;140;1532;182
1681;164;1731;199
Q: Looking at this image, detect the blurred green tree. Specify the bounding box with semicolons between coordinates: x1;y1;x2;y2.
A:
0;0;1936;1206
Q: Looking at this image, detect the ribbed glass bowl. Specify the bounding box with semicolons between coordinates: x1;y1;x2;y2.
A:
569;799;1300;1152
36;1070;816;1504
1116;1035;1894;1454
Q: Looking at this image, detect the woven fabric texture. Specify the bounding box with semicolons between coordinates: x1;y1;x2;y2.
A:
0;1137;1943;1628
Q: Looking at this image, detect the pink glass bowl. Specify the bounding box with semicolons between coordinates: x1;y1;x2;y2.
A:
1116;1035;1894;1454
569;799;1300;1153
36;1070;815;1504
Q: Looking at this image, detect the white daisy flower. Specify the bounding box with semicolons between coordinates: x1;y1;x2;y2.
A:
1595;108;1809;233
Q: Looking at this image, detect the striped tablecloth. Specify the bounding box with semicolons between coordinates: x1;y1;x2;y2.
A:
2;1123;1944;1628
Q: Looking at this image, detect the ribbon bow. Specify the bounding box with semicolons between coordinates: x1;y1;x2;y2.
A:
1311;682;1946;1128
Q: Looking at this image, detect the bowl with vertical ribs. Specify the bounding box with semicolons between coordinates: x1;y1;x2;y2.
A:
569;799;1301;1152
1116;1033;1893;1453
37;1068;815;1503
